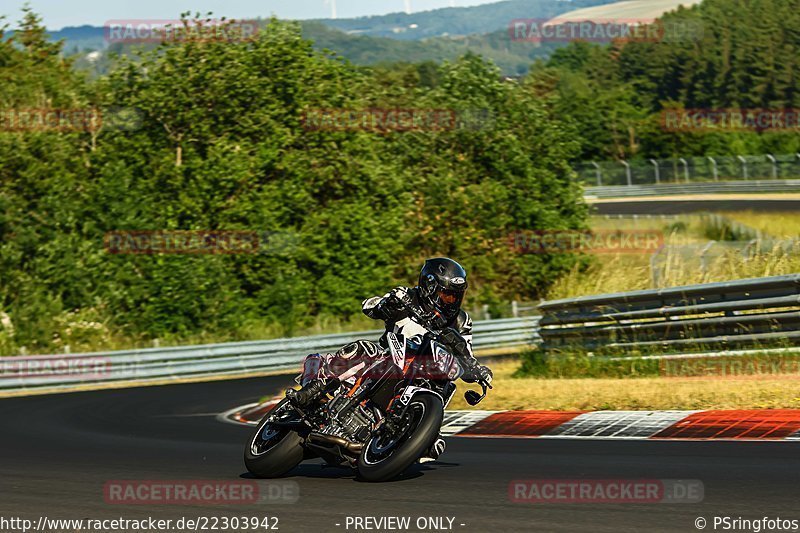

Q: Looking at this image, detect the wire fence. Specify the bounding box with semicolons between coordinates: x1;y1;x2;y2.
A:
576;154;800;186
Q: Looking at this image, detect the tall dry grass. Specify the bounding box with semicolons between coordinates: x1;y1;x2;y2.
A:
447;360;800;411
547;215;800;300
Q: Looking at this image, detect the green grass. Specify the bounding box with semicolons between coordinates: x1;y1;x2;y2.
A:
516;350;800;379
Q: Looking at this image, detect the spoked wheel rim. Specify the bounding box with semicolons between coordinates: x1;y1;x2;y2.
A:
249;404;294;456
362;401;426;465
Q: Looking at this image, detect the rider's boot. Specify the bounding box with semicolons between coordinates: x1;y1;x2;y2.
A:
286;378;328;408
419;436;446;464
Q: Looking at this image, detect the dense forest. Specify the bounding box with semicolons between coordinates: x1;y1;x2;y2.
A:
533;0;800;162
0;10;585;354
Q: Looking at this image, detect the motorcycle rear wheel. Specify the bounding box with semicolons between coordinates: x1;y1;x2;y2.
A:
357;393;443;482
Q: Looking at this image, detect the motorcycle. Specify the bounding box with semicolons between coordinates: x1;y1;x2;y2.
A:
243;302;492;482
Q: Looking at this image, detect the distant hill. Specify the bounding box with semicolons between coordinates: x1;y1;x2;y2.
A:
35;0;619;53
9;0;644;76
301;22;563;76
314;0;618;40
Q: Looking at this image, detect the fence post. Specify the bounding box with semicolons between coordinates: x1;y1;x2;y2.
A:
679;158;689;182
482;304;491;321
650;159;660;184
511;300;519;318
766;154;778;179
707;156;718;181
622;160;632;186
738;155;748;179
591;161;602;186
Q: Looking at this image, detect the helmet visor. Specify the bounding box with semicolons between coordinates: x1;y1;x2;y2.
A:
437;289;462;305
435;289;465;319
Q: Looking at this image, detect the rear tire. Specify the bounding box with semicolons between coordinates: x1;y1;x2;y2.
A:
244;400;304;478
357;393;443;482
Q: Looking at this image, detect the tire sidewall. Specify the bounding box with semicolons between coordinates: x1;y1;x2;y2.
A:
243;402;305;478
357;393;443;482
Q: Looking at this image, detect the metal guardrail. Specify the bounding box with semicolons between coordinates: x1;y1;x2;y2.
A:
538;274;800;354
584;179;800;199
0;317;540;392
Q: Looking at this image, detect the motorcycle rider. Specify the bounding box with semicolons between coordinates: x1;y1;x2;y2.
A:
286;257;493;461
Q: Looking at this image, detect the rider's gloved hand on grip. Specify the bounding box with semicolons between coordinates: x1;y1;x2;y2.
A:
477;365;493;384
463;364;493;384
379;287;408;317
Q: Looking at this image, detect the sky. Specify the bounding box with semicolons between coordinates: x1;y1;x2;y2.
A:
3;0;506;30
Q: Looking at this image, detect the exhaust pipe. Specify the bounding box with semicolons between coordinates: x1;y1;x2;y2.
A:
307;432;363;455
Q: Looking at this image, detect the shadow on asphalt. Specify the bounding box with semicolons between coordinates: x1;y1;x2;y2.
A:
239;460;461;482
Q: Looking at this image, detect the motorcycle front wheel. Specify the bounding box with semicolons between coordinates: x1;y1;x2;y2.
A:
244;399;304;478
357;393;443;482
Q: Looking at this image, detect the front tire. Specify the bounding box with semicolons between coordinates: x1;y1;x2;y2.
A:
244;400;304;478
357;393;443;482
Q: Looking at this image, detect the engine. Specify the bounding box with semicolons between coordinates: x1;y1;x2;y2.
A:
320;395;376;442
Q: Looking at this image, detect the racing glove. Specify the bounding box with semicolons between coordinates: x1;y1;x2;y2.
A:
378;287;409;318
463;363;493;384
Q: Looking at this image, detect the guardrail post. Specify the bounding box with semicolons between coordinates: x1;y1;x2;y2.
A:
650;159;660;184
650;244;665;287
766;154;778;179
742;239;757;261
511;300;519;318
738;155;748;179
482;304;491;321
591;161;602;186
707;156;718;181
679;158;689;182
622;160;632;186
700;241;715;275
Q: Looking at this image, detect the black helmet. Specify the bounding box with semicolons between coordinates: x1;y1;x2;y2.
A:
418;257;468;321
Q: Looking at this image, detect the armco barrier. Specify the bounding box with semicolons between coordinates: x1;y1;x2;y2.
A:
584;179;800;199
0;316;540;392
538;273;800;353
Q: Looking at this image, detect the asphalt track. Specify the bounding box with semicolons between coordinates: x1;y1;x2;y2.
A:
592;199;800;214
2;377;800;532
